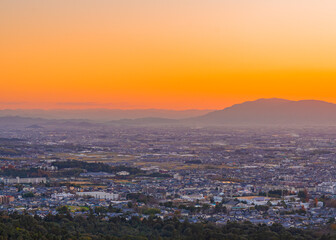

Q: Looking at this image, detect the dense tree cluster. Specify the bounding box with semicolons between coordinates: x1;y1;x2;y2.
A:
258;190;290;198
0;212;333;240
1;168;48;178
52;160;171;178
126;193;156;204
52;160;144;175
184;160;202;164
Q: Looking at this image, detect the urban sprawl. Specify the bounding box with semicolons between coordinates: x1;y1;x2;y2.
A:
0;125;336;229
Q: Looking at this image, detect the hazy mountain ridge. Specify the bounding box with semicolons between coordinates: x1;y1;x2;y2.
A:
0;116;100;130
1;99;336;127
0;109;212;121
194;98;336;125
112;117;178;125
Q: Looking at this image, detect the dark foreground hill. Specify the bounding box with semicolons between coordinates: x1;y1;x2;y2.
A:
0;213;331;240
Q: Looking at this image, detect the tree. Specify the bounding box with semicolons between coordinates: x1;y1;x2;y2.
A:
298;190;308;202
56;206;70;215
22;192;35;198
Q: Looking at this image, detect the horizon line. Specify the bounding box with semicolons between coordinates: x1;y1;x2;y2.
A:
0;97;335;111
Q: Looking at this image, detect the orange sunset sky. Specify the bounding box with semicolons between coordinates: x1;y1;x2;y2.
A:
1;0;336;110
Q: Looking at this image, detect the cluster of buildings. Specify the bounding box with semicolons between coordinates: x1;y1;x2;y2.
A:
0;125;335;228
0;195;14;204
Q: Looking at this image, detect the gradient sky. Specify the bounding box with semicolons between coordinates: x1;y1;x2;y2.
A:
1;0;336;110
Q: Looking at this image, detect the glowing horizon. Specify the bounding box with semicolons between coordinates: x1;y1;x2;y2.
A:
1;1;336;110
0;97;335;111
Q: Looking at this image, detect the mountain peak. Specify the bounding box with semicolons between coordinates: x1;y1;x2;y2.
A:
195;98;336;125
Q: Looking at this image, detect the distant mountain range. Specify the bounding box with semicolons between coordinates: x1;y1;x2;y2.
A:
192;98;336;125
1;98;336;127
0;109;212;122
0;116;98;130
